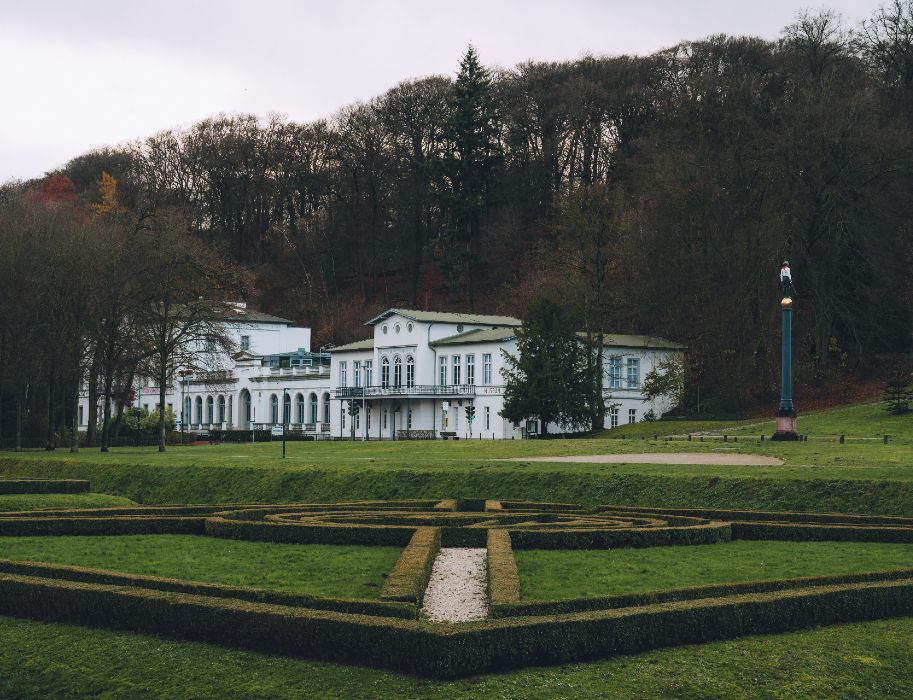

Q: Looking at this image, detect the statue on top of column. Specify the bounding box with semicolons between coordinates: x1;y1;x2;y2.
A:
780;260;793;298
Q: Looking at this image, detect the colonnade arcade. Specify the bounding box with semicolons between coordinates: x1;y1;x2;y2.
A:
182;389;331;433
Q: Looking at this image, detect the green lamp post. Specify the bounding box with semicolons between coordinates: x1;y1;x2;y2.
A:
772;260;799;441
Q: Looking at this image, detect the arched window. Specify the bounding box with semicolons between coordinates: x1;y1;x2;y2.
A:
322;392;331;424
296;393;305;423
310;393;318;424
381;356;390;388
206;396;214;424
270;394;279;424
218;395;226;423
184;397;192;425
393;355;402;387
195;396;203;424
406;355;415;388
283;393;291;425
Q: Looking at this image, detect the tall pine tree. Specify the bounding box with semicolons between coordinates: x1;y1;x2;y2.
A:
441;45;502;309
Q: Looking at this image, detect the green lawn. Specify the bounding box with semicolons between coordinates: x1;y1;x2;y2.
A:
516;540;913;600
0;492;135;512
1;613;912;699
0;535;401;598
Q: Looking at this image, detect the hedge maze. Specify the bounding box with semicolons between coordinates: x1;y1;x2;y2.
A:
2;484;913;677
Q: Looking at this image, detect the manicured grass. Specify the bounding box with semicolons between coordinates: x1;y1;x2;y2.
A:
1;613;913;698
599;418;759;439
516;540;913;600
0;535;401;598
0;492;135;511
9;436;913;516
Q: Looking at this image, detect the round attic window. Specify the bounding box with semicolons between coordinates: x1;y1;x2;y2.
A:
382;325;388;334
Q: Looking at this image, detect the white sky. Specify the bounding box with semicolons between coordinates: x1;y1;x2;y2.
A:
0;0;883;183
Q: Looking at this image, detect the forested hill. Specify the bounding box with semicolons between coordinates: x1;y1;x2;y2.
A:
19;6;913;410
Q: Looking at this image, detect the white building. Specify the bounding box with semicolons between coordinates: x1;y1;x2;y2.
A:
78;303;333;436
78;305;683;439
328;309;684;439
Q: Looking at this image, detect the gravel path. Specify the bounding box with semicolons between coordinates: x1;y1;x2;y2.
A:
421;547;489;623
502;453;783;465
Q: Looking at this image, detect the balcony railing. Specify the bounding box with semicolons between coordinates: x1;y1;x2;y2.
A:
334;384;477;399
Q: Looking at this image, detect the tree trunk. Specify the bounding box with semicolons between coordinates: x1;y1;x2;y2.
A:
14;396;22;452
70;380;79;453
158;365;168;452
100;369;114;452
86;346;101;447
44;378;55;451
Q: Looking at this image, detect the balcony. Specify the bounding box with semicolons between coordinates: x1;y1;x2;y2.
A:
334;384;477;399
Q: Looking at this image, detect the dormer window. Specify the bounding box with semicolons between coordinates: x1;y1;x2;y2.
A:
240;335;250;351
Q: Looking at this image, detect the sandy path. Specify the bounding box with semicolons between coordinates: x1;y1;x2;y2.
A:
502;453;783;465
421;547;488;623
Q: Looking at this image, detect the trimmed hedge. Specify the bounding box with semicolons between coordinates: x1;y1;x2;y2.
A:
606;504;913;527
732;521;913;543
205;514;418;546
2;570;913;677
0;558;415;618
485;500;503;512
491;566;913;618
487;529;520;606
0;516;206;536
380;527;441;606
509;522;732;549
0;479;90;495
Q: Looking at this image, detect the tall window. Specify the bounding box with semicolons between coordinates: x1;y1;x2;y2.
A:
354;360;362;387
270;394;278;423
406;356;415;387
610;407;619;428
609;357;622;389
217;395;225;423
206;396;214;424
466;354;475;385
322;393;330;424
310;393;318;424
339;361;347;388
452;355;461;384
364;360;373;387
195;396;203;424
627;358;640;389
283;393;291;424
482;354;492;385
439;356;448;386
393;356;402;387
185;397;192;424
296;393;305;423
407;408;413;429
484;406;490;431
628;408;637;424
381;357;390;388
79;405;84;425
240;335;250;351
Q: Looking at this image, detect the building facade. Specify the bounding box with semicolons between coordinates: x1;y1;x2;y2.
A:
328;309;684;439
78;305;683;439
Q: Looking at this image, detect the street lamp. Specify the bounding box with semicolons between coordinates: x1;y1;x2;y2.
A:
178;369;193;446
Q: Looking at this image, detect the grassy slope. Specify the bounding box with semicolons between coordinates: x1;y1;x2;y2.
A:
1;614;912;699
516;540;913;600
5;435;913;515
0;535;400;598
0;492;135;511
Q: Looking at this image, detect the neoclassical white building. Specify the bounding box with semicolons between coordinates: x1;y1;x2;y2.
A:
78;305;683;439
327;309;683;439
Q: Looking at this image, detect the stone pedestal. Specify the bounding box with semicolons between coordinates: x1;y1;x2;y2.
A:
771;409;799;441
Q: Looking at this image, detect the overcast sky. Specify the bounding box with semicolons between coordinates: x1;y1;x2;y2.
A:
1;0;884;183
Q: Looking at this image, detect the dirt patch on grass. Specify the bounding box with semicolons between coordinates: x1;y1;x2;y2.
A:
503;453;784;466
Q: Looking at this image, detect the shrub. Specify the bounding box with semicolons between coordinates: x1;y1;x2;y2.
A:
380;527;441;606
487;529;520;606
